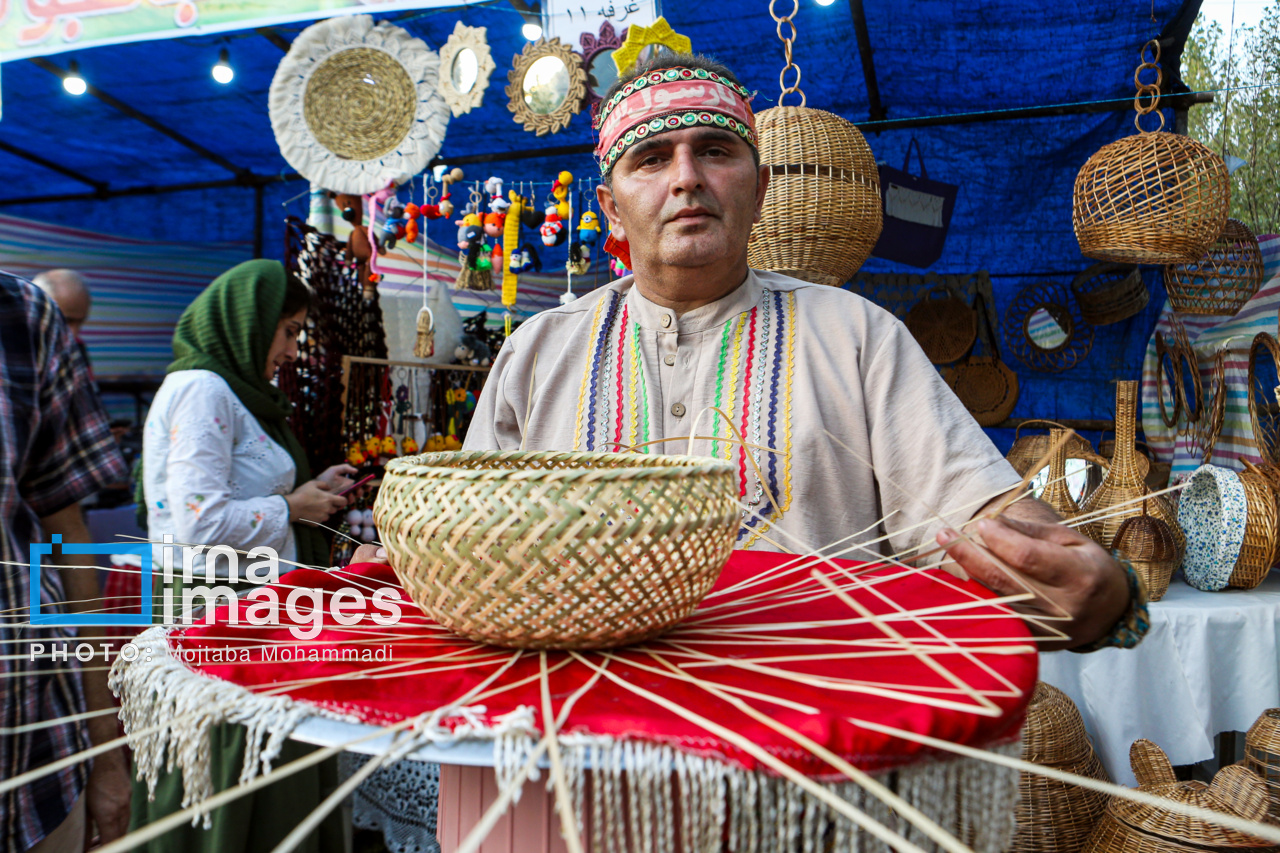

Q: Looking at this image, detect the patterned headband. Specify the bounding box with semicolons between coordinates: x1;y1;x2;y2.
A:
594;67;757;177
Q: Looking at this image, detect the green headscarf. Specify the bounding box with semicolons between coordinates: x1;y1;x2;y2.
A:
161;259;327;568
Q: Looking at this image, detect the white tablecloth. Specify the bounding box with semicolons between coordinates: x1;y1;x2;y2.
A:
1040;574;1280;786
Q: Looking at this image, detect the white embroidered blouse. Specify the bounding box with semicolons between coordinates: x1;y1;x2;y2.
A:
143;370;296;575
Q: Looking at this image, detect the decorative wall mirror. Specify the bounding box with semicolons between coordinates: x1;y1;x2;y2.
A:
1002;280;1094;373
579;20;626;105
506;38;586;135
611;17;692;76
438;21;495;117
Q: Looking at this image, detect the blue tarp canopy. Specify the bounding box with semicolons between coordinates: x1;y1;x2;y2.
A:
0;0;1206;443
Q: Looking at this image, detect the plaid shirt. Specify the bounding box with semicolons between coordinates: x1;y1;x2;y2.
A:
0;273;127;852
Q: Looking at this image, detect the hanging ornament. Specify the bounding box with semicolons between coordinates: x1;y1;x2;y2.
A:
1073;40;1229;264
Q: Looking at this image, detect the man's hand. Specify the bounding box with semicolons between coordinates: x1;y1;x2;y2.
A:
937;504;1131;651
350;544;386;564
84;746;130;845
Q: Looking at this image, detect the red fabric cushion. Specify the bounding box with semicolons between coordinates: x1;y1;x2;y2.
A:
175;550;1036;779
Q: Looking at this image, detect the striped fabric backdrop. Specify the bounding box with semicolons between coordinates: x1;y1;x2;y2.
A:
0;212;250;377
1141;236;1280;480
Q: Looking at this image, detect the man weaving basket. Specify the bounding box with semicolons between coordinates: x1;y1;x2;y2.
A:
459;52;1145;654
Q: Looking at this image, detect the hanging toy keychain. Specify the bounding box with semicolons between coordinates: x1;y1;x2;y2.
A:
364;182;399;286
413;175;436;358
454;184;494;291
566;185;591;279
552;171;573;219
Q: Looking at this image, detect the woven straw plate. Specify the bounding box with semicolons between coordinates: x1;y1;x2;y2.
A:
373;450;739;650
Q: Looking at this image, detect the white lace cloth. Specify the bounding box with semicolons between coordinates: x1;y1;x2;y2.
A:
143;370;297;577
340;753;440;853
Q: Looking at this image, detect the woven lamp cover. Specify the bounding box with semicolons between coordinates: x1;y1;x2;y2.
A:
1073;132;1230;265
1164;219;1264;315
747;106;882;286
269;14;449;195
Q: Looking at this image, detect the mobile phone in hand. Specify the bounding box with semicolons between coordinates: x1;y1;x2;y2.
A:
337;473;375;496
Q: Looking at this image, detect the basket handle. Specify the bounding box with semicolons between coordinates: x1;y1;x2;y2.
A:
1130;739;1177;786
1013;419;1068;441
971;291;1000;360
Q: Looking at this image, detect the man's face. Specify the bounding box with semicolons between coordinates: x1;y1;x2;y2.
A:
598;127;769;272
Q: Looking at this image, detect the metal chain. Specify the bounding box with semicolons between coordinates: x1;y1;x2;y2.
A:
769;0;806;107
1133;39;1165;133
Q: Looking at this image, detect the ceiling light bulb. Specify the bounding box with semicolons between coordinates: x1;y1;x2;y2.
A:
815;0;836;5
212;48;234;84
63;60;86;96
522;22;543;40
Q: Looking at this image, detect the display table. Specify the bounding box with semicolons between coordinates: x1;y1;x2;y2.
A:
1040;574;1280;785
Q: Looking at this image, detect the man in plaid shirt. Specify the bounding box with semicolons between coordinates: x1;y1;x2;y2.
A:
1;272;129;852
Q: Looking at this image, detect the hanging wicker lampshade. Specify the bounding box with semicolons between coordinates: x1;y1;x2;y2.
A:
1072;41;1229;265
747;106;883;286
1164;219;1264;315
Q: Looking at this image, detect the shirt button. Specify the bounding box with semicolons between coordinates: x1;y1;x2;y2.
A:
661;313;673;328
663;354;676;366
671;403;686;417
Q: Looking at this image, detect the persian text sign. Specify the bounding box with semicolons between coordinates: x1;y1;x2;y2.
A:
542;0;659;50
0;0;454;60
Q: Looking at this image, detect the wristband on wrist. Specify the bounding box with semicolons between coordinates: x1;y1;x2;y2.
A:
1070;553;1150;653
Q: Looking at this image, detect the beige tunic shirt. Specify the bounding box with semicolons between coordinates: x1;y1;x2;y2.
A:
464;269;1021;561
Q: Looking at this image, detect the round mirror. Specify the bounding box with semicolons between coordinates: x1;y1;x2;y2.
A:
451;47;479;94
1025;305;1072;352
586;49;619;99
1029;458;1097;504
523;55;570;115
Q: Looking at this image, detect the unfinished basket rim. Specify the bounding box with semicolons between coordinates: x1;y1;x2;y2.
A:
384;449;735;483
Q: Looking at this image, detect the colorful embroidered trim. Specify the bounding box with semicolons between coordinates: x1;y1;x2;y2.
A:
598;111;756;176
594;67;753;131
575;291;621;452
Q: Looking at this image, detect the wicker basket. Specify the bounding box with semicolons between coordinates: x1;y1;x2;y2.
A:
1040;429;1082;520
1081;381;1182;549
1156;331;1183;429
1165;219;1264;316
1247;461;1280;567
747;106;882;286
904;284;977;364
1232;466;1277;590
1173;318;1204;425
1071;263;1149;326
1012;683;1112;853
1111;502;1183;601
1007;421;1107;478
1244;708;1280;823
943;293;1019;427
1248;333;1280;466
373;450;739;649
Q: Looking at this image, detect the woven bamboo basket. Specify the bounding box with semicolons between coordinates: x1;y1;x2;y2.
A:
943;293;1019;427
1199;348;1229;465
1232;466;1277;590
1040;429;1082;520
1013;683;1112;853
1007;420;1107;478
1080;381;1182;549
1247;461;1280;567
1073;42;1230;265
1080;739;1274;853
1248;333;1280;467
1244;708;1280;823
1111;502;1183;601
904;284;976;364
1156;331;1183;428
1071;263;1149;326
372;450;739;649
1173;318;1204;425
1165;220;1264;315
747;106;883;286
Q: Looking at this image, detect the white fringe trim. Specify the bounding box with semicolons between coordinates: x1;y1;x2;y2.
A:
111;626;1021;849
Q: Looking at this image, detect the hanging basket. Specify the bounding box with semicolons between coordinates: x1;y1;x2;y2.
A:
943;293;1019;427
1071;263;1149;326
1164;219;1264;316
747;106;883;286
1072;42;1230;265
1247;332;1280;466
904;283;977;364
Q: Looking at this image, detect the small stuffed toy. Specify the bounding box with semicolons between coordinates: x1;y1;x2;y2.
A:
551;171;574;220
454;333;493;367
401;435;419;455
380;435;398;458
426;434;446;452
364;436;382;458
346;442;367;467
483;211;506;238
540;207;566;246
485;177;509;214
579;210;602;245
509;242;542;274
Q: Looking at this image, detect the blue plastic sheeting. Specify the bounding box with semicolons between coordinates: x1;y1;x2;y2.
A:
0;0;1198;429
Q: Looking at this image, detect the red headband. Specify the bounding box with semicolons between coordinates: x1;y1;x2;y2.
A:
594;67;756;176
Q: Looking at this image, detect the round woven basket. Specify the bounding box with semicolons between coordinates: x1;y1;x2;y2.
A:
1073;132;1230;265
1232;466;1277;590
1111;505;1182;601
1012;683;1112;853
1248;332;1280;466
1244;708;1280;823
1164;219;1264;316
943;293;1019;427
373;450;739;649
1007;421;1107;478
1071;263;1149;326
1247;461;1280;567
1155;331;1183;429
747;106;883;286
904;284;977;364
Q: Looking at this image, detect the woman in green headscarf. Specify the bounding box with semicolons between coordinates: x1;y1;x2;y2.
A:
133;259;352;852
142;258;352;575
